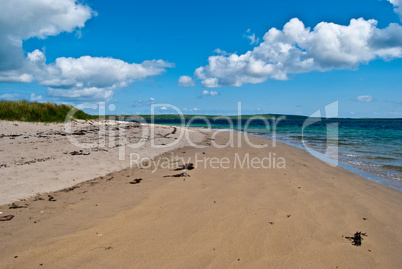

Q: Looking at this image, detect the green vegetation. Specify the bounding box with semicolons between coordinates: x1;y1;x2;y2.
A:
0;100;97;122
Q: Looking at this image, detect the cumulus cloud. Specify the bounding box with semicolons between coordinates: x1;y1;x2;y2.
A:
354;95;373;102
38;54;173;100
18;50;173;101
388;0;402;18
160;106;168;110
0;0;173;101
201;90;219;96
178;75;195;87
0;0;94;73
244;29;260;45
191;18;402;88
30;93;43;101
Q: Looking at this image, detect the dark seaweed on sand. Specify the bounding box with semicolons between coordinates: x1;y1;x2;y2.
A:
174;163;194;171
345;231;367;246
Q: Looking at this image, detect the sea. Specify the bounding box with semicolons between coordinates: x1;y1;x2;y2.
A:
135;117;402;192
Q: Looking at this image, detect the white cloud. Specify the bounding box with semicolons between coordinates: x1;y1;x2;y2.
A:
0;71;33;83
183;107;199;112
0;0;94;73
0;93;20;100
244;29;260;45
354;95;373;102
191;18;402;88
201;90;219;96
213;48;232;56
39;54;173;100
47;87;113;101
388;0;402;18
0;0;173;101
201;77;220;88
160;106;168;110
178;75;195;87
30;93;43;101
133;97;156;107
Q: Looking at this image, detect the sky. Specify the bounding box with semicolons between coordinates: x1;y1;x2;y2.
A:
0;0;402;118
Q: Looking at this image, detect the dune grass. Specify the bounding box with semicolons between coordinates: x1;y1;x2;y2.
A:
0;100;97;122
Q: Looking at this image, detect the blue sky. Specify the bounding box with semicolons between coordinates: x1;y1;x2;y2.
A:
0;0;401;117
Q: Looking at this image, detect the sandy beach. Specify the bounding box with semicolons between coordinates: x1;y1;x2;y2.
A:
0;121;401;268
0;120;205;205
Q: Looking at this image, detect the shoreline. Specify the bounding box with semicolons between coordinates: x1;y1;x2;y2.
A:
162;124;402;193
0;127;401;267
260;134;402;193
1;118;399;205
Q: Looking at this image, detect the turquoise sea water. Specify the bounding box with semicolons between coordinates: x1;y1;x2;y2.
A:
137;118;402;191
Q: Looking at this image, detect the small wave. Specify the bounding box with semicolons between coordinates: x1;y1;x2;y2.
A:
349;161;382;167
362;156;397;161
342;153;397;161
381;164;402;173
289;135;304;140
370;170;401;181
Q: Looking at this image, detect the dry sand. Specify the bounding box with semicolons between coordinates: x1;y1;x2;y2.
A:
0;123;401;268
0;120;205;205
